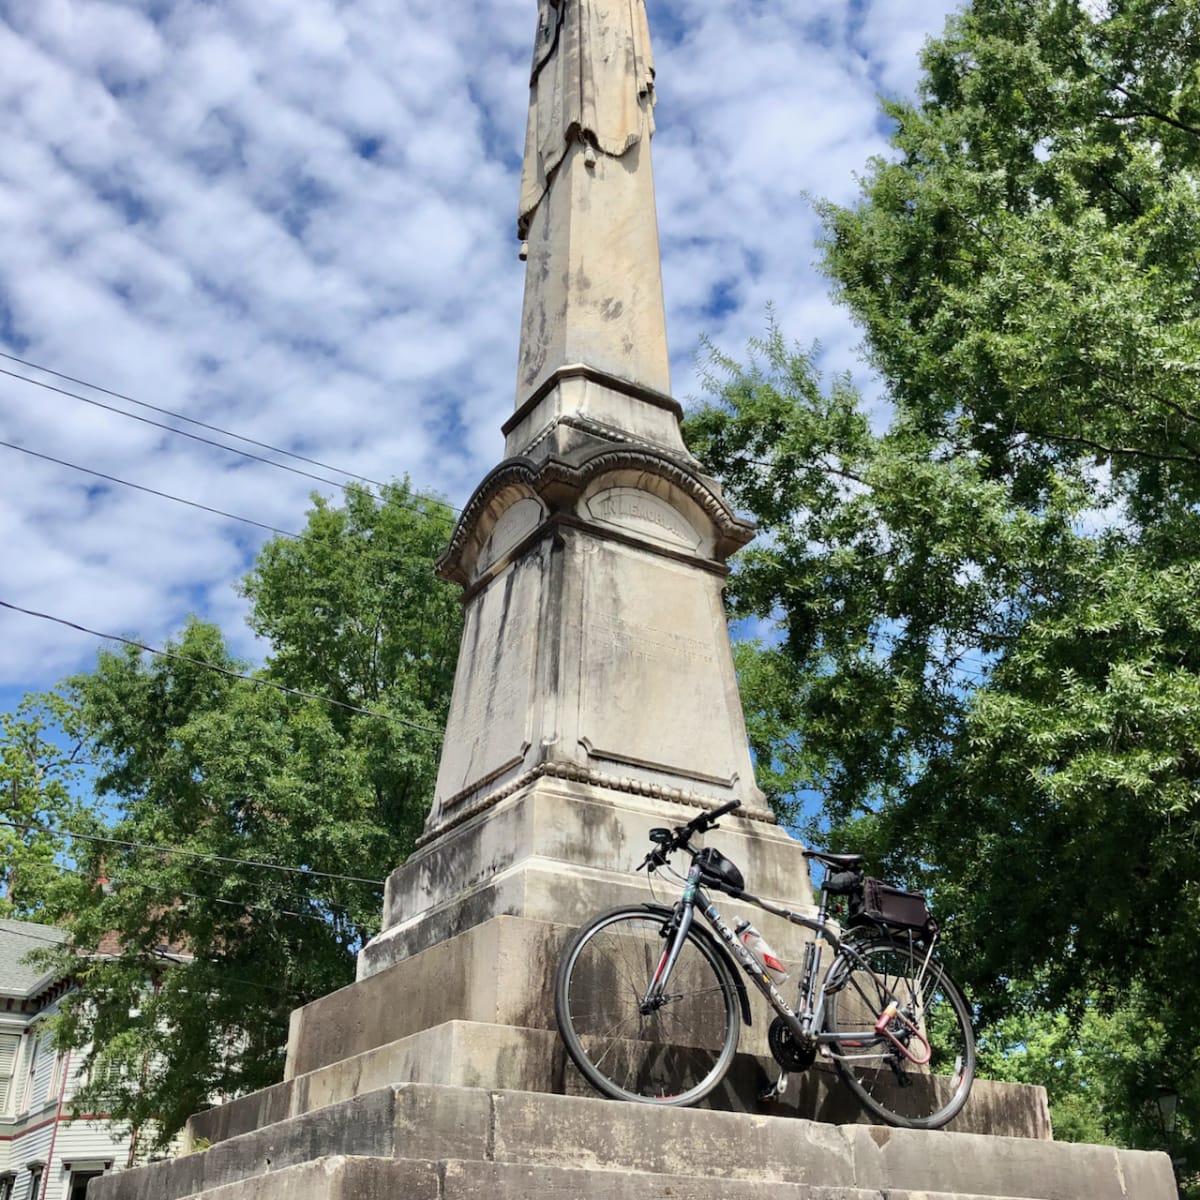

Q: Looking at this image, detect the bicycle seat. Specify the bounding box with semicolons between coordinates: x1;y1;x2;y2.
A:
803;850;865;869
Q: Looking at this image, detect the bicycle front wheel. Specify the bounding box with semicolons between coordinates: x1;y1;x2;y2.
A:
554;906;741;1106
824;937;975;1129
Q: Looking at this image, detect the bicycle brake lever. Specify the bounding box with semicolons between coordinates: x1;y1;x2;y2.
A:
638;849;669;873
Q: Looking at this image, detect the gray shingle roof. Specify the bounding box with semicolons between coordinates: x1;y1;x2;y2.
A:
0;918;69;998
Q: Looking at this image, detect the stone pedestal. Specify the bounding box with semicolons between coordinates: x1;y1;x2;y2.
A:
421;371;770;841
91;1083;1177;1200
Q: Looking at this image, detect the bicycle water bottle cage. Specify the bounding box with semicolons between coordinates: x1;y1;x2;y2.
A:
695;847;745;893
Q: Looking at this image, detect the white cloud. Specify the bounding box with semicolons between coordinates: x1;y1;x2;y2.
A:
0;0;962;690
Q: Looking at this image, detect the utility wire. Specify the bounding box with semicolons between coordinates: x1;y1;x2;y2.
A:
0;365;352;490
0;355;464;524
0;348;387;488
0;923;303;1000
47;856;365;922
1;439;465;576
0;599;444;737
0;925;71;948
0;818;385;887
0;440;301;539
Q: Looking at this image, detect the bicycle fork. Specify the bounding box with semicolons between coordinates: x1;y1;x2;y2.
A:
641;893;698;1012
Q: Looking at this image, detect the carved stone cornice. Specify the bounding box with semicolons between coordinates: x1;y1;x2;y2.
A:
416;758;777;849
437;442;755;585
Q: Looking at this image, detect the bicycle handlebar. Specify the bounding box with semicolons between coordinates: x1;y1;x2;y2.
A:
637;799;742;872
686;798;742;833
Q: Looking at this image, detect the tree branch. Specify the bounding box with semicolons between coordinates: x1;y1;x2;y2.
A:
1104;84;1200;139
1023;426;1200;467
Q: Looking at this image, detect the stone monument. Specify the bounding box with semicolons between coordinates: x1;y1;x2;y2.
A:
274;0;820;1091
91;5;1178;1197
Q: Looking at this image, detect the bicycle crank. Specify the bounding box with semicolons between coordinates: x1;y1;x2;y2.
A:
768;1017;817;1071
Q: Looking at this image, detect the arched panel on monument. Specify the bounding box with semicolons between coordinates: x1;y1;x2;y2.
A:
442;479;548;587
579;466;717;558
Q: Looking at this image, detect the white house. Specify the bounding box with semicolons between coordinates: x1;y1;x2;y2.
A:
0;919;144;1200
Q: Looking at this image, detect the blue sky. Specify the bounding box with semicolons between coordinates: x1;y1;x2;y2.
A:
0;0;963;697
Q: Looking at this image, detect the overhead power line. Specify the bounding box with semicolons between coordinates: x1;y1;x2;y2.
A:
0;925;71;948
0;920;300;999
0;365;351;490
0;439;301;539
0;599;444;737
0;348;387;488
0;817;385;887
0;351;465;523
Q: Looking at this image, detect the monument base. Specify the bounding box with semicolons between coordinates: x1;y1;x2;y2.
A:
90;1082;1175;1200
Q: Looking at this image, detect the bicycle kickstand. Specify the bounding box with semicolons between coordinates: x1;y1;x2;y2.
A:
758;1071;790;1104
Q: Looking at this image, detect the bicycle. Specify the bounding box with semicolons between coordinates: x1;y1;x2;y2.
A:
553;798;976;1129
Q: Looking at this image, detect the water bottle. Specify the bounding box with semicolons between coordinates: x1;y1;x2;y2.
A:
735;919;790;985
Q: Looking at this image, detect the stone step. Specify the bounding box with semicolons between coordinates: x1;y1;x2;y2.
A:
190;1020;1051;1147
88;1083;1176;1200
170;1156;1055;1200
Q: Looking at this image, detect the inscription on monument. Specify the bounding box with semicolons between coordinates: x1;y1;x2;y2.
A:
590;612;713;666
586;487;700;551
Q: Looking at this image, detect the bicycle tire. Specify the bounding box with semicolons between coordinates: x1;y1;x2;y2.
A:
824;936;975;1129
554;906;741;1105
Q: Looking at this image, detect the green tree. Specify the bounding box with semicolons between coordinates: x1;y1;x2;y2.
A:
38;482;461;1142
977;987;1194;1155
0;693;89;917
687;0;1200;1171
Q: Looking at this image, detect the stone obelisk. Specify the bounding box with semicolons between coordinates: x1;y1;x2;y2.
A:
267;0;817;1095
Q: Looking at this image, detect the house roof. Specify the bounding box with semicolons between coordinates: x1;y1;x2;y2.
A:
0;919;69;998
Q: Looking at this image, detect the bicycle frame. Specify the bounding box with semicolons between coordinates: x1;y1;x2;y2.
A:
644;858;939;1065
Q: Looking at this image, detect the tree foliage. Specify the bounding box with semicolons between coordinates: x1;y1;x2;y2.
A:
687;0;1200;1178
23;483;460;1142
0;693;90;917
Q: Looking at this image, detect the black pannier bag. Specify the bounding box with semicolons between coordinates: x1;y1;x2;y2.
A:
851;877;938;938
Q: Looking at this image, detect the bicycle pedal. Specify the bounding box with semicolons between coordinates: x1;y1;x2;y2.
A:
758;1072;789;1103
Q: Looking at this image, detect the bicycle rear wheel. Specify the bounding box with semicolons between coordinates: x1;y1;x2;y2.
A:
554;906;740;1106
824;937;975;1129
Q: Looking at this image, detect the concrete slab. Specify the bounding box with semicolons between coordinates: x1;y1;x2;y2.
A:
168;1159;1066;1200
844;1121;1178;1200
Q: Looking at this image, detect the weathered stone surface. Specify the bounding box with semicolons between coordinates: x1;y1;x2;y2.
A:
845;1121;1178;1200
441;1160;880;1200
93;1090;406;1200
171;1158;440;1200
102;1083;1175;1200
360;785;813;980
516;135;672;412
492;1087;858;1186
423;503;768;841
170;1159;1079;1200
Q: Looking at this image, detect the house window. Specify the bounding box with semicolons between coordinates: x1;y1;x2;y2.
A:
48;1050;66;1099
19;1032;41;1113
0;1171;15;1200
66;1171;104;1200
23;1164;44;1200
0;1031;19;1113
